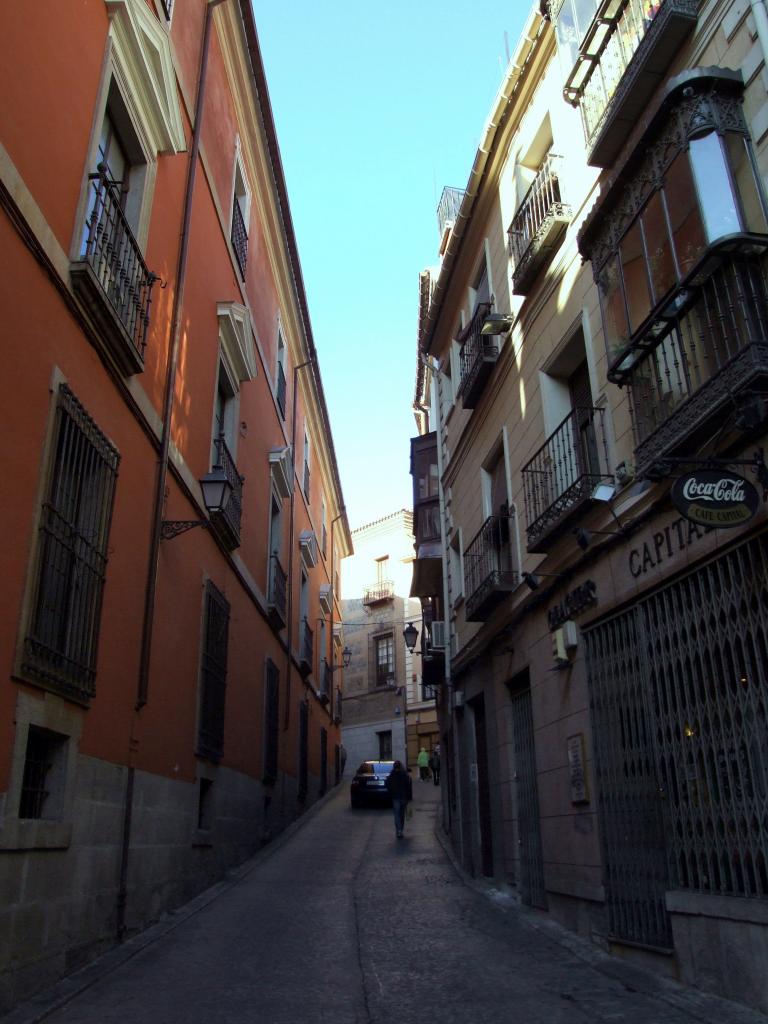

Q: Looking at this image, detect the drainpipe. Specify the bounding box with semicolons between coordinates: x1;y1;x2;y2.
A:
117;0;226;943
283;360;312;730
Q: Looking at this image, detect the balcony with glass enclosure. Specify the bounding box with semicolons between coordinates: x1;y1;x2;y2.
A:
579;71;768;475
509;154;572;294
549;0;699;167
437;186;466;250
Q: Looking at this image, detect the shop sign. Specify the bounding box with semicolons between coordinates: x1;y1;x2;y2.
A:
671;470;759;528
548;580;597;631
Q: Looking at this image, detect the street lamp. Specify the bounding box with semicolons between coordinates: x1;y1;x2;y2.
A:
161;466;233;540
403;622;419;652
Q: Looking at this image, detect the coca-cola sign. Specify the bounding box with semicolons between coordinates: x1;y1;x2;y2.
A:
671;469;759;528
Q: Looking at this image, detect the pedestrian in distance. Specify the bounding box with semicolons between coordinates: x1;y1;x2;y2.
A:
339;743;347;778
385;760;413;838
429;746;440;785
417;746;430;781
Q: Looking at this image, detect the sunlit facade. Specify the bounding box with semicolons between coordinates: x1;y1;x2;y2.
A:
413;0;768;1011
0;0;350;1010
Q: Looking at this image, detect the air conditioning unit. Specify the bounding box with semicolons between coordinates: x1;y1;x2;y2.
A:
430;620;446;649
552;619;578;667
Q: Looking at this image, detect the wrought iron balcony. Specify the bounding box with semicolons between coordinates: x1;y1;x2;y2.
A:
522;406;612;552
210;435;243;550
276;361;287;419
375;665;395;687
437;186;466;240
455;302;498;409
303;461;311;498
231;198;248;279
570;0;699;167
267;553;287;629
464;514;518;622
623;253;768;475
362;580;395;605
299;619;313;677
509;154;571;295
70;166;157;375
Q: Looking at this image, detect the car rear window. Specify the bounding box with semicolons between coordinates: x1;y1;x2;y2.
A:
356;762;393;775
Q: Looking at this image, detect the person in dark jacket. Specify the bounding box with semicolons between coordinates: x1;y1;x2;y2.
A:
385;760;413;838
429;747;440;786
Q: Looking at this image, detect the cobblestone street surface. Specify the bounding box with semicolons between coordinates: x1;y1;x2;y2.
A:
4;781;767;1024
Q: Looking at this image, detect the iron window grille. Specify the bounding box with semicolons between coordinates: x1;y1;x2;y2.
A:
19;727;65;820
22;385;120;703
300;619;314;677
231;196;248;279
263;659;280;784
72;165;158;373
197;581;230;761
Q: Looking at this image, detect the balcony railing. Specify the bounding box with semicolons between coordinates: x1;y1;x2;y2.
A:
362;580;395;605
276;361;287;419
70;166;157;375
231;198;248;279
509;154;571;295
455;302;498;409
571;0;699;167
334;688;342;724
267;554;287;629
625;254;768;475
299;620;313;677
522;406;612;552
303;461;311;498
464;514;518;622
376;665;395;687
159;0;173;17
210;435;243;550
437;186;466;239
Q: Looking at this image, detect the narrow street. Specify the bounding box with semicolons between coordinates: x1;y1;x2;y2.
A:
5;782;766;1024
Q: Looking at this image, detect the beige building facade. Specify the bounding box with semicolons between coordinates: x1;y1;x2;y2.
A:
341;511;436;773
414;0;768;1013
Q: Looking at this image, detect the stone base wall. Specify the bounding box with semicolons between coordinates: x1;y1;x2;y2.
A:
0;755;326;1013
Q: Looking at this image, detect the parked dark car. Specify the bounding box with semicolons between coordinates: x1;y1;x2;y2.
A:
350;760;395;808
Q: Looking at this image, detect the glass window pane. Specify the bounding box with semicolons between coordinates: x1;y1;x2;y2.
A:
598;255;630;356
689;133;740;242
642;190;677;304
556;0;580;71
664;151;707;277
573;0;599;40
620;221;651;333
725;133;768;235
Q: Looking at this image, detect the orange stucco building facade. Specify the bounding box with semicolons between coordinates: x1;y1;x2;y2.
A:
0;0;351;1010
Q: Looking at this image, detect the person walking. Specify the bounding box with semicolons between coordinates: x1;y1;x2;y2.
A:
385;760;413;838
429;746;440;785
417;746;430;781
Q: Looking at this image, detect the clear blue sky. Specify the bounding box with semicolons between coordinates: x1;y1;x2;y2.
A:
255;2;529;530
